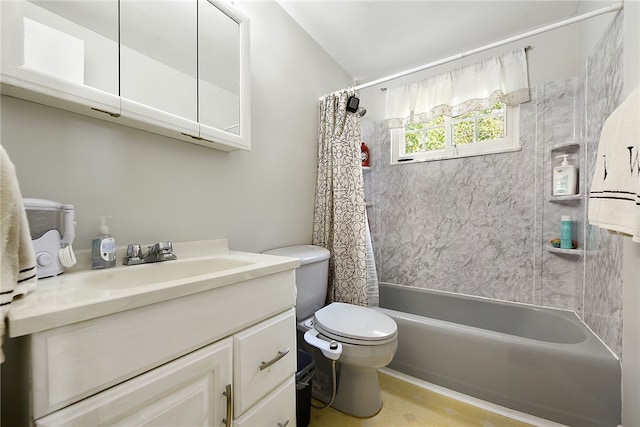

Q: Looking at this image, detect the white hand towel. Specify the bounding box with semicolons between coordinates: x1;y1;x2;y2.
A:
1;144;37;363
588;87;640;242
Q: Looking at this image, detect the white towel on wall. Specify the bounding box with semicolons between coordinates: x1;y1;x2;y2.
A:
588;87;640;242
1;144;37;363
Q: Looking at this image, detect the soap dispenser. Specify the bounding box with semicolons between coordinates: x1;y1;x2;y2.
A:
92;216;116;269
553;155;577;196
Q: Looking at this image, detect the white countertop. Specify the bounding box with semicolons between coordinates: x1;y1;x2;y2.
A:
8;240;299;337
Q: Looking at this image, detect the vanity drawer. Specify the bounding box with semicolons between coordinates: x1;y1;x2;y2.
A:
233;308;296;416
234;376;295;427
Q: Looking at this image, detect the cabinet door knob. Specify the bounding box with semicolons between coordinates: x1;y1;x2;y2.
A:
259;348;290;371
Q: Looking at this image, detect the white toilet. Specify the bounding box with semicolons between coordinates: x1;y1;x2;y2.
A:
263;245;398;418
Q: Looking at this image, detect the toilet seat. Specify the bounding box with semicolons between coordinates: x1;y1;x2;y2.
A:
313;302;397;345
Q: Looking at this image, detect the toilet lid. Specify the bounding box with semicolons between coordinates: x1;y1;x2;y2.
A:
314;302;397;344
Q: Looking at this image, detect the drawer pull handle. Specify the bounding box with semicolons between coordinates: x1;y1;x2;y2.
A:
260;348;290;371
222;383;232;427
277;421;290;427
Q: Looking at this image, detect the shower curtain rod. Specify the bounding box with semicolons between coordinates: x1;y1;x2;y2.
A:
333;1;623;95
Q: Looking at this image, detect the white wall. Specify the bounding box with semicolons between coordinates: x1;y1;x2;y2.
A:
623;238;640;427
624;1;640;95
0;0;353;254
621;1;640;426
576;1;619;67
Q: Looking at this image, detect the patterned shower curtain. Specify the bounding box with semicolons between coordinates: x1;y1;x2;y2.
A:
313;90;371;307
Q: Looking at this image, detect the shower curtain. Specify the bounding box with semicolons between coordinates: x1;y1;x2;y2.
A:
313;90;378;307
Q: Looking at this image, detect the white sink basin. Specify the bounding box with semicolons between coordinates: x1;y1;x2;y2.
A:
8;240;301;337
80;257;257;290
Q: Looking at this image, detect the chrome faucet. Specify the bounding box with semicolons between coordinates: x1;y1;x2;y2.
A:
123;242;177;265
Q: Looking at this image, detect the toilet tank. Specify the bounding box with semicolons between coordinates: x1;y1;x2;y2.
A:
263;245;330;321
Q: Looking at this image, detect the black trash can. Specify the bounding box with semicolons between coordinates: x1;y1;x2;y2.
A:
296;349;315;427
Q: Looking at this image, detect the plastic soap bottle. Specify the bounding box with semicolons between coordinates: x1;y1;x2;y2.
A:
92;216;116;269
553;155;577;196
361;142;370;167
560;215;573;249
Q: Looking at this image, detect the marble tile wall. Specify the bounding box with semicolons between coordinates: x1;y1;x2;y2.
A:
362;13;624;356
582;13;624;356
364;113;539;304
364;78;579;309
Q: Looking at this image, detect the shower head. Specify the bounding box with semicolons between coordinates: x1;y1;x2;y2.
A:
358;107;367;117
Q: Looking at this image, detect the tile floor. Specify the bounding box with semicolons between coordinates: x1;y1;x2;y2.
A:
308;372;535;427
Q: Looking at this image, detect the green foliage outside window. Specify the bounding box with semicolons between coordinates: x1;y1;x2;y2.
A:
405;102;505;153
477;116;504;141
404;116;445;153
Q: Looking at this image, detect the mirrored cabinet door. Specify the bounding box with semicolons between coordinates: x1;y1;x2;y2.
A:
1;0;120;112
120;0;198;123
198;0;240;135
197;0;250;151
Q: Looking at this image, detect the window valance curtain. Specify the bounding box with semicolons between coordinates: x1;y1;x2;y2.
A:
385;48;530;129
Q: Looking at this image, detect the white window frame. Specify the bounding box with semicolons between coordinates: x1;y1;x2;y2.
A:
391;105;521;164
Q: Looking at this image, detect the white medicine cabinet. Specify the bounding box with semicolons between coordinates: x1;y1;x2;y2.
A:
0;0;121;116
0;0;251;152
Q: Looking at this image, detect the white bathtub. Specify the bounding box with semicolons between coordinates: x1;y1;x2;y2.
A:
377;283;621;427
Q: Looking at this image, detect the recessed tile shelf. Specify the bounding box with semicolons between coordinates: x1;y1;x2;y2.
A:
547;246;583;256
549;140;581;201
547;140;583;260
549;194;582;202
550;141;580;153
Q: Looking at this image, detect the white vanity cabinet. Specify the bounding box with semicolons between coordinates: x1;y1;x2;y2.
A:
3;267;296;426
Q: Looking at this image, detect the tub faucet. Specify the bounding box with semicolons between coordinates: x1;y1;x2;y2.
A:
123;242;177;265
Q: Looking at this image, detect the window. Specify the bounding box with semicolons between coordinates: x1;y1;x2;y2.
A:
391;103;520;164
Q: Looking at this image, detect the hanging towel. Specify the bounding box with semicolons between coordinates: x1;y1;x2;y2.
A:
588;87;640;242
1;144;37;363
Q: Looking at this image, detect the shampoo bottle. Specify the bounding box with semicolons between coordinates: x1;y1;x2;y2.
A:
92;216;116;269
560;215;573;249
553;155;577;196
